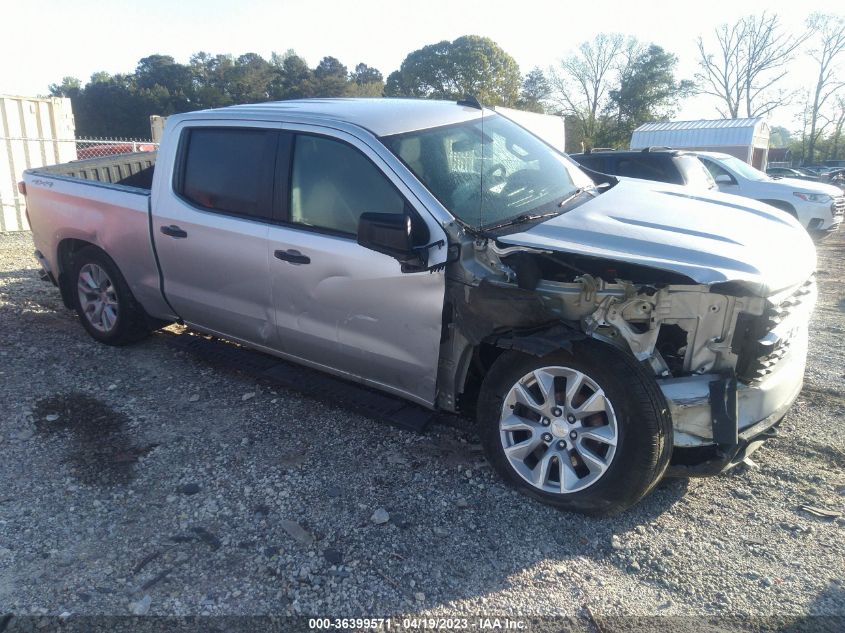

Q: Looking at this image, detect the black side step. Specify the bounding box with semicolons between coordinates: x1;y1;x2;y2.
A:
167;333;436;432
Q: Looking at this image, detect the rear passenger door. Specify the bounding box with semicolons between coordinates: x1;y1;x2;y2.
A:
266;126;446;407
152;122;280;348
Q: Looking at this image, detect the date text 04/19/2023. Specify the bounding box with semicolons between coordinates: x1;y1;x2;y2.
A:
308;617;527;630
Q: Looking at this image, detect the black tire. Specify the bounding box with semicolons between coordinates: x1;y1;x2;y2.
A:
69;246;152;346
477;340;672;516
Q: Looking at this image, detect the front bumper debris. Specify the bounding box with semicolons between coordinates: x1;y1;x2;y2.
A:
665;399;786;477
658;323;808;475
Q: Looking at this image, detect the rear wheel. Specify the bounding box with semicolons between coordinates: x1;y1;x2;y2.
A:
477;341;672;515
70;246;152;345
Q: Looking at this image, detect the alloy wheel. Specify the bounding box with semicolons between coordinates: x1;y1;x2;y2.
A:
500;366;618;494
77;263;119;333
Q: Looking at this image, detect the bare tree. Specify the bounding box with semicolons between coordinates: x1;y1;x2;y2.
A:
696;21;744;118
548;33;627;145
830;96;845;160
806;13;845;161
828;96;845;160
696;12;809;118
794;90;812;164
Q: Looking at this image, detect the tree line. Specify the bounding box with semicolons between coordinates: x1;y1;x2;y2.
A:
49;50;388;138
49;36;545;139
49;16;844;163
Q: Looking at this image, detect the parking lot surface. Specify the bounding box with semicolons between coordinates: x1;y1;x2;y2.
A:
1;230;843;626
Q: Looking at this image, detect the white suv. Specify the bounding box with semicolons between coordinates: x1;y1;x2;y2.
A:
697;151;843;239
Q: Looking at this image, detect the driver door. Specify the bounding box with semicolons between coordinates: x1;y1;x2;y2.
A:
267;127;447;407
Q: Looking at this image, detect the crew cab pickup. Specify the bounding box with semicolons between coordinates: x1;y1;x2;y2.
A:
22;99;817;515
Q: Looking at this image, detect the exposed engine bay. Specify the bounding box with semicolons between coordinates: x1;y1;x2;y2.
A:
437;231;814;464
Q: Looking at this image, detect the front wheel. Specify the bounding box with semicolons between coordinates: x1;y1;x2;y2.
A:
477;341;672;515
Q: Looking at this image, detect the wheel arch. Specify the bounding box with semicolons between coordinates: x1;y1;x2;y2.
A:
448;323;587;416
758;199;797;217
61;241;164;344
56;238;105;308
57;240;162;329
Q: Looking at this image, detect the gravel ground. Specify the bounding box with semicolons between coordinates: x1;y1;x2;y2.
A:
0;229;843;627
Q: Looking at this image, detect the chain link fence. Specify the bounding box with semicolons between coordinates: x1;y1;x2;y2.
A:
74;137;158;160
1;136;158;232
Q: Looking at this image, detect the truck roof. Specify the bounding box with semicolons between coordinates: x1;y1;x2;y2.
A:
174;98;487;137
691;151;734;159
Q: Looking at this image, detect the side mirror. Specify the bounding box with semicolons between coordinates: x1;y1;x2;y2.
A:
714;174;735;185
357;212;427;270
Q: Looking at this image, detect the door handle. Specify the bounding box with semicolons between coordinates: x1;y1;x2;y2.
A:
160;225;188;238
274;249;310;265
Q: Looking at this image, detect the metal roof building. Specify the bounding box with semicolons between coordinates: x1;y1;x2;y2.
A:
630;118;770;169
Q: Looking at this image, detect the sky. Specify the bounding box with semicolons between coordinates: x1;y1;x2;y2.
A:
2;0;842;131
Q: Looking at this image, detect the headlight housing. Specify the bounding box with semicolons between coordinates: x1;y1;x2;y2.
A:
793;192;832;203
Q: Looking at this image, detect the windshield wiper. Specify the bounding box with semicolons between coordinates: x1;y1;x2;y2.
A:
558;184;605;207
480;184;606;232
481;210;565;232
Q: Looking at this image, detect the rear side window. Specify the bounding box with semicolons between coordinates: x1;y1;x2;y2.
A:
290;134;405;235
574;155;605;172
676;155;716;190
179;128;276;219
615;156;678;183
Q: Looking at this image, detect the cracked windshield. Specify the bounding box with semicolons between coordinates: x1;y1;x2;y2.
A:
383;114;593;229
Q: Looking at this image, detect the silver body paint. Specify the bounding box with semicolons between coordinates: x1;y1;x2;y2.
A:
24;99;816;454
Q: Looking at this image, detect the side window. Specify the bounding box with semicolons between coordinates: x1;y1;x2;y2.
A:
290;135;405;235
576;156;604;172
179;128;276;219
662;158;685;185
702;159;733;182
616;157;673;182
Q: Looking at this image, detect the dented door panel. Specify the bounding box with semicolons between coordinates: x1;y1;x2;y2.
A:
268;225;445;406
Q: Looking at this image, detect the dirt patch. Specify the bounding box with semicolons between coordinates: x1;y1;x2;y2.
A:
792;439;845;470
800;383;845;409
33;392;157;486
4;230;845;618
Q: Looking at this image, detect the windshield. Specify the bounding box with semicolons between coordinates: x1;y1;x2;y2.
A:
716;155;769;181
381;114;594;229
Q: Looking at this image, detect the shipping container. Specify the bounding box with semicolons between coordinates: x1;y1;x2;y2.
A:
0;95;76;231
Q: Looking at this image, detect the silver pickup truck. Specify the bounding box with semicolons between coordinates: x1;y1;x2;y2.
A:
22;98;816;515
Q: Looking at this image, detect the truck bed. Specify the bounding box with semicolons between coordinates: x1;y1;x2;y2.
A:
31;152;157;191
23;150;173;321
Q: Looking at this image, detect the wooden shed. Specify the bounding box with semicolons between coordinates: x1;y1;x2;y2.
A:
630;118;770;170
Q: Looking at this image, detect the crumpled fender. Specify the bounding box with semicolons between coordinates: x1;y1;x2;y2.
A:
491;323;586;357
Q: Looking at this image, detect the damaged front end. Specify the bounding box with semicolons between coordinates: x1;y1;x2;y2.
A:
438;233;815;475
